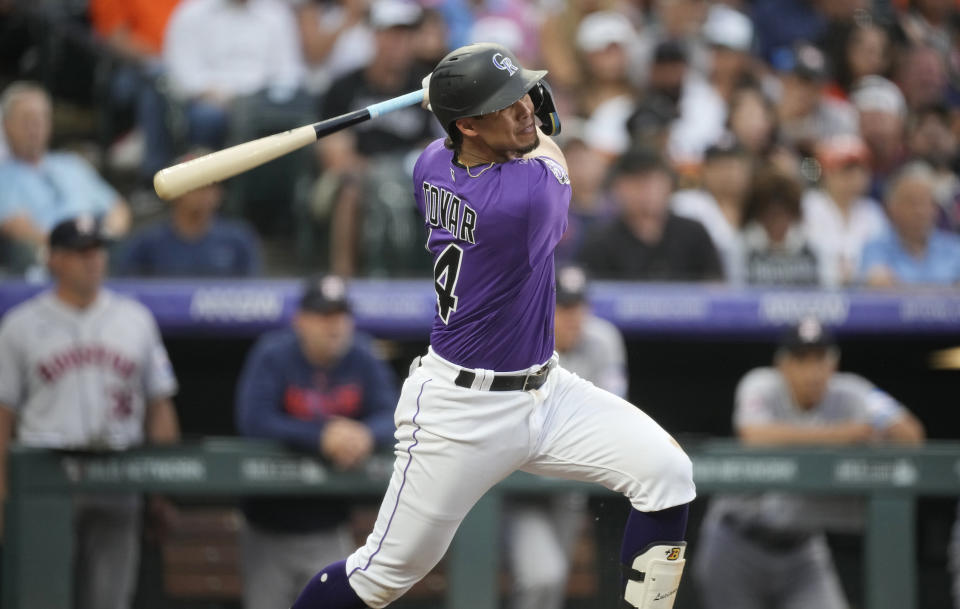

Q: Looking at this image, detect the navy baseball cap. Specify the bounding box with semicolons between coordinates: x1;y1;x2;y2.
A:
779;317;837;355
299;275;351;314
556;265;589;307
48;216;110;251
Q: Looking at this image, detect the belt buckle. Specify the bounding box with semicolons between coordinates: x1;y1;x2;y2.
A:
522;361;552;391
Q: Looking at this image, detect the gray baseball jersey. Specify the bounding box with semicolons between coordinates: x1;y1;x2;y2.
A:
712;367;906;532
0;289;177;449
558;314;628;398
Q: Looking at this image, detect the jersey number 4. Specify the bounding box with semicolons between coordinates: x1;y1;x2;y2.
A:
434;243;463;324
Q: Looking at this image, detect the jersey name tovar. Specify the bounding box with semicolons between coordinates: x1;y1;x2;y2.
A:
422;180;478;243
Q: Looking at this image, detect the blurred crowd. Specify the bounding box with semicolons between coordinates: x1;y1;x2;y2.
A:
3;0;960;284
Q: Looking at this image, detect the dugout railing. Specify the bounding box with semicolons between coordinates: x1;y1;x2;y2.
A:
3;438;959;609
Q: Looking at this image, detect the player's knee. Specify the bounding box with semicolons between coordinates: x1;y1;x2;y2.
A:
635;442;695;510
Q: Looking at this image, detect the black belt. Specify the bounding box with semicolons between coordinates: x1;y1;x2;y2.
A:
454;360;556;392
720;514;813;552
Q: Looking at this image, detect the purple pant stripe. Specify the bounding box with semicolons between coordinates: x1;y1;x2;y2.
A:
348;378;431;579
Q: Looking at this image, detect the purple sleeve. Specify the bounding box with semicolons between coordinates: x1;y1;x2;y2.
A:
413;153;427;218
523;156;571;266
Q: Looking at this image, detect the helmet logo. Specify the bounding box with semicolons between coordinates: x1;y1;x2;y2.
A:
492;53;518;76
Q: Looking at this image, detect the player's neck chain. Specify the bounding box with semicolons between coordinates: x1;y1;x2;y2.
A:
465;162;494;178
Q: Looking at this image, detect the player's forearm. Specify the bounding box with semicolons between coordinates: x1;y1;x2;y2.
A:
1;215;46;247
738;422;871;446
236;402;326;453
104;199;132;237
146;398;180;444
882;413;925;445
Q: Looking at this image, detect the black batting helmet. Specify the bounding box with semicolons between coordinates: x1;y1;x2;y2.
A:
428;43;548;138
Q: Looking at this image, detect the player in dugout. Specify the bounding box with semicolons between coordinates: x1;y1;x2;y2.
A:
693;317;924;609
0;215;180;609
289;42;696;609
235;274;397;609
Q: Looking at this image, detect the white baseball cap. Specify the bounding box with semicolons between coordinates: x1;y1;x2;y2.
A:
576;11;637;53
369;0;422;30
702;5;753;52
468;16;524;52
851;75;907;119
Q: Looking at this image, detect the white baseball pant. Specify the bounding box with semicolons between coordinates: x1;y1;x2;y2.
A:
344;348;696;608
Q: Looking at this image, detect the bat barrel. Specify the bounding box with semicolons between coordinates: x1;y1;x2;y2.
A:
153;125;318;200
153;89;425;201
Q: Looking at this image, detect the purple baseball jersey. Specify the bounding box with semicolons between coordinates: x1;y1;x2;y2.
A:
413;138;571;371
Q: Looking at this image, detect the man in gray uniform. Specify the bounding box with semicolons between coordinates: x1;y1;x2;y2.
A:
554;265;628;398
0;216;180;609
693;317;924;609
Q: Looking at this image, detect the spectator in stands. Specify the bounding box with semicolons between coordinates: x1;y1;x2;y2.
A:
162;0;306;153
726;84;800;176
0;215;180;609
538;0;620;100
860;162;960;285
90;0;179;66
774;42;859;154
895;43;949;111
555;127;616;264
295;0;374;97
502;265;628;609
618;43;694;159
825;20;893;101
411;7;450;73
573;11;639;158
320;0;429;160
579;147;723;280
574;11;637;118
803;134;888;284
726;85;775;158
653;40;727;167
898;0;953;54
0;82;131;270
673;138;753;283
908;104;960;229
742;168;825;285
702;4;756;104
114;150;262;277
850;75;908;198
320;0;435;276
694;317;924;609
633;0;711;83
88;0;181;176
751;0;827;65
235;274;396;609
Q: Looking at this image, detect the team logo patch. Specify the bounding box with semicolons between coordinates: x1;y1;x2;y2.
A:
542;157;570;185
666;547;681;561
492;53;518;76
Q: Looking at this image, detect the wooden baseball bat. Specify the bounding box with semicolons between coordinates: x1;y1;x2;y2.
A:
153;89;425;200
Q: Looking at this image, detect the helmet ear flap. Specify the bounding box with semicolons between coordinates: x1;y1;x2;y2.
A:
529;80;561;136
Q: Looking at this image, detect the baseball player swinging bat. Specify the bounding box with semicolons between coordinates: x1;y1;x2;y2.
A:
152;89;425;200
